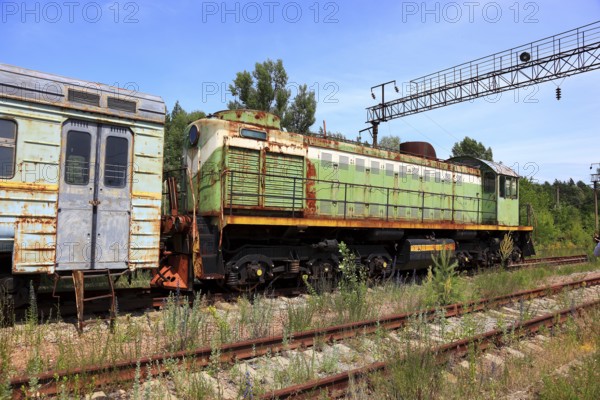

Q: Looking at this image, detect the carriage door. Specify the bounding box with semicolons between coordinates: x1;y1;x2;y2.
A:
56;120;132;270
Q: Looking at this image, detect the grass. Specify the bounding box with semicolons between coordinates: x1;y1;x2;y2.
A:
538;343;600;399
353;307;600;399
162;291;210;352
0;257;597;398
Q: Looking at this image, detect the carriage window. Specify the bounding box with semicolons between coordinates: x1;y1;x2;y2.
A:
65;131;91;185
483;172;495;193
0;120;17;178
104;136;129;188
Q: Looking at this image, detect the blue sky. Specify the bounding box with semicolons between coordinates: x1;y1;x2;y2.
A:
3;0;599;183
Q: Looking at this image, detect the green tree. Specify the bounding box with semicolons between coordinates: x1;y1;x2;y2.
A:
519;177;596;251
378;135;401;151
282;84;316;134
163;101;205;171
228;59;317;133
451;136;493;161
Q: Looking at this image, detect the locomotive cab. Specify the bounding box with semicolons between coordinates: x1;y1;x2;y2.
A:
448;157;520;227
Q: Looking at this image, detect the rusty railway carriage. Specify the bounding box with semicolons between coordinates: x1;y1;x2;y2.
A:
154;110;535;291
0;63;166;306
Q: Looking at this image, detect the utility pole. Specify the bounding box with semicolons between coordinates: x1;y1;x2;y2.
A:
591;163;600;235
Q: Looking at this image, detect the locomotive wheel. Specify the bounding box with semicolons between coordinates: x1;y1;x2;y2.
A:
304;258;338;291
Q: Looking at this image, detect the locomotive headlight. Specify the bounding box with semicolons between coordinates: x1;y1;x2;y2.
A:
256;269;263;277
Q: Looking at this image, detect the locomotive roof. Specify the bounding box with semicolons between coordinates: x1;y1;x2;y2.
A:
448;156;519;177
0;62;166;124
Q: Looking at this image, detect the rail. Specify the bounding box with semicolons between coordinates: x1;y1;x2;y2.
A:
11;274;599;398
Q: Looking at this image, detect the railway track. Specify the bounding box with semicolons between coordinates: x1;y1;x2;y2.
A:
9;273;600;399
263;297;600;399
25;254;588;323
509;254;589;269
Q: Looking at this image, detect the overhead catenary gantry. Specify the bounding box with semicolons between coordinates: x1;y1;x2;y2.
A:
366;20;600;145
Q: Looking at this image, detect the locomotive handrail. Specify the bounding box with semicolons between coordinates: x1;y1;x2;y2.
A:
222;169;497;224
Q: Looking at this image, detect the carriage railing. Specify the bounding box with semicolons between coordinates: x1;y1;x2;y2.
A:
224;170;498;225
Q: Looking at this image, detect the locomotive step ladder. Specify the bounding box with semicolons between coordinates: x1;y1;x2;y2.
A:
53;269;117;332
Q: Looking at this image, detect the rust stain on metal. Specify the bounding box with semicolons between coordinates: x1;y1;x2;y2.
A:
305;159;317;215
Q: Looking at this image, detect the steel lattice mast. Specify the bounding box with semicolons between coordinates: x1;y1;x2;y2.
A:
366;21;600;142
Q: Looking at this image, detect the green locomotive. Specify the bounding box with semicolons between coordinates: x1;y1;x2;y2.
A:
154;110;534;290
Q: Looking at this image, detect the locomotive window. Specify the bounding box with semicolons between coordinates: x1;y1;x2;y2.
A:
0;119;17;178
484;172;495;193
412;166;420;180
356;158;364;172
104;136;129;188
500;176;517;198
371;161;379;175
240;128;266;140
321;152;332;168
511;178;518;198
65;130;91;185
385;163;394;177
339;155;349;170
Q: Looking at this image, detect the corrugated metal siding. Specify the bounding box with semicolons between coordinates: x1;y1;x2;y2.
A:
228;147;260;206
1;185;57;272
14;216;56;271
264;153;303;208
129;197;161;268
0;113;61;272
128;127;163;269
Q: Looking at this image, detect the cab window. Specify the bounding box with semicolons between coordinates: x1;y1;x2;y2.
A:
0;119;17;178
483;172;495;193
499;176;518;198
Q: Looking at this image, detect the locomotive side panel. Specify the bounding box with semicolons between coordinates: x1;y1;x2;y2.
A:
306;146;484;225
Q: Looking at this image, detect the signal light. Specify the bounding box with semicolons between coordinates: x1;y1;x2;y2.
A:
556;87;561;100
